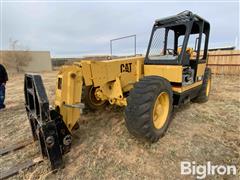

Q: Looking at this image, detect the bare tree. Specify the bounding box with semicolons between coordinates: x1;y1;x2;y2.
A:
2;39;32;72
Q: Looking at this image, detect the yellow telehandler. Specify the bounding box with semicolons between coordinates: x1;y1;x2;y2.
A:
24;11;211;169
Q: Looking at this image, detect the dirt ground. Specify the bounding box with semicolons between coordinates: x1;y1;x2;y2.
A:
0;71;239;180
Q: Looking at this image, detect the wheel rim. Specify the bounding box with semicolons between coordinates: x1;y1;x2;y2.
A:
88;86;106;106
153;92;170;129
206;78;211;97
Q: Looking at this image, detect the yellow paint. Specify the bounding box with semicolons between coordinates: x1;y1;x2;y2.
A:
79;61;93;86
90;56;144;87
144;65;183;83
54;55;207;133
172;81;202;93
206;78;211;96
97;77;127;106
54;57;144;130
196;63;206;80
153;92;170;129
55;65;83;131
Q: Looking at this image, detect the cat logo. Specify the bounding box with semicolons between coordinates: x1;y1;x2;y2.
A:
120;63;132;73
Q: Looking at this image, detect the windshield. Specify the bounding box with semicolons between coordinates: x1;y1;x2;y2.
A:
148;27;181;60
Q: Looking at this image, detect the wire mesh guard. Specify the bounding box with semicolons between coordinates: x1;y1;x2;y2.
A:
110;35;136;57
148;28;165;58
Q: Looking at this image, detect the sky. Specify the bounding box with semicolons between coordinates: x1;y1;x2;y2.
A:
1;1;239;57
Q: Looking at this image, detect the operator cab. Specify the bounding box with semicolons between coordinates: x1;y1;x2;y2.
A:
145;10;210;85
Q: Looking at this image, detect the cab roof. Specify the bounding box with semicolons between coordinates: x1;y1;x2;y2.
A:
155;10;210;35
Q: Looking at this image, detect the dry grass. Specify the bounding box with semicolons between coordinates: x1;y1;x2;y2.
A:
0;72;239;179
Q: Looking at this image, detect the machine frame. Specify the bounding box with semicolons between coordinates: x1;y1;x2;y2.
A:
24;10;212;170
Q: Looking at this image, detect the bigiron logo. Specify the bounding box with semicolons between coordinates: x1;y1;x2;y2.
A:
181;161;237;179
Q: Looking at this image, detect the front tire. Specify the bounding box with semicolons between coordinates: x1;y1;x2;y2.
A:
125;76;173;143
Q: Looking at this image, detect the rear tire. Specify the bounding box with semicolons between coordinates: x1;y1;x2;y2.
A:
192;68;212;103
125;76;173;143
